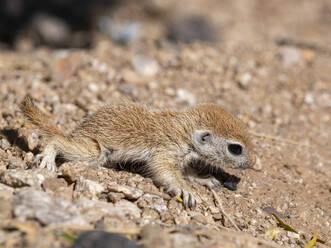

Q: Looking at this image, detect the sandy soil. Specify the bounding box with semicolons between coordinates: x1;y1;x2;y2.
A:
0;0;330;247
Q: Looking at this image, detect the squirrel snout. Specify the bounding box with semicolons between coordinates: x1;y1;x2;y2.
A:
245;153;256;169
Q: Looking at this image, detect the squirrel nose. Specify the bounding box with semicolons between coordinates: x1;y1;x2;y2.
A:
247;153;256;168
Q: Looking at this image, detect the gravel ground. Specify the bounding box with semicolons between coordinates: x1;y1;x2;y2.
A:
0;0;330;247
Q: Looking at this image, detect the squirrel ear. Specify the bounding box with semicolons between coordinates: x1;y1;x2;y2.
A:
193;130;213;145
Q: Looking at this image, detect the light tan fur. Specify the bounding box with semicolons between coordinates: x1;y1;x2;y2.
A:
20;96;255;207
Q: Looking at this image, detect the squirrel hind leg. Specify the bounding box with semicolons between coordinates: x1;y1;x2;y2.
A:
34;143;58;171
35;136;106;171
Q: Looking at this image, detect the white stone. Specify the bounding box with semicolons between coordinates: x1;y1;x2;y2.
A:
131;55;159;77
88;82;99;93
280;47;303;68
177;89;196;105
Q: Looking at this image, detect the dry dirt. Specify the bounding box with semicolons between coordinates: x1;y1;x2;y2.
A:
0;0;330;247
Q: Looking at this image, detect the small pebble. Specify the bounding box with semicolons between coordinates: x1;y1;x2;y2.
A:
98;17;140;45
177;89;196;105
88;82;100;93
280;47;303;68
0;138;10;150
27;131;39;151
131;55;159;77
24;152;34;162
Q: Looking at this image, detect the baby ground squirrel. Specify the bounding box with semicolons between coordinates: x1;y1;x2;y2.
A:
20;96;255;207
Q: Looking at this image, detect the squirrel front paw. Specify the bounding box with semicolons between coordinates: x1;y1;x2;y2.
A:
166;184;199;208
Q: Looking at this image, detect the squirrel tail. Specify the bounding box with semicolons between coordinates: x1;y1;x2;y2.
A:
20;96;100;162
19;96;65;138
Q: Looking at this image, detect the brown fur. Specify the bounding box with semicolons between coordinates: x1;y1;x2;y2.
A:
20;96;255;207
19;96;65;137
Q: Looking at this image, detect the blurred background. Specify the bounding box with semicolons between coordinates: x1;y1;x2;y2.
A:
1;0;331;49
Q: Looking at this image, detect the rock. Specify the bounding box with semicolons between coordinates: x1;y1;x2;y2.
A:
0;231;5;244
60;161;91;183
304;94;314;105
252;156;263;171
160;212;173;224
141;193;168;214
191;213;212;225
98;17;140;45
316;93;331;108
171;233;197;246
131;55;159;77
0;183;14;199
238;72;252;89
75;177;105;199
42;177;67;192
0;168;56;188
177;89;196;105
167;198;183;212
280;47;303;68
151;202;167;214
165;87;176;96
108;192;125;203
13;189;141;226
0;183;14;219
74;198;141;222
18;128;39;151
113;200;141;219
53;56;76;79
24;152;34;163
27;130;39;151
167;15;217;43
107;183;143;200
13;189;88;226
302;49;316;63
31;13;71;47
0;231;21;247
43;177;73;201
136;197;149;209
122;69;145;85
0;138;10;150
15;37;34;52
208;206;220;214
0;196;12;219
88;82;99;93
141;208;160;220
286;231;300;239
70;231;141;248
7;157;27;169
73;198;118;223
140;224;171;248
119;85;133;94
212;213;223;220
174;216;189;225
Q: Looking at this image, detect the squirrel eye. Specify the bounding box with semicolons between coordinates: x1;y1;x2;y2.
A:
228;144;243;155
201;132;211;142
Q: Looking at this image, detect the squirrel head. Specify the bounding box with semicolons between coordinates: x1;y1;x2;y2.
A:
188;104;255;170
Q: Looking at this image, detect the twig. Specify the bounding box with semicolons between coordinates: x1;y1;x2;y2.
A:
210;188;241;232
248;131;310;147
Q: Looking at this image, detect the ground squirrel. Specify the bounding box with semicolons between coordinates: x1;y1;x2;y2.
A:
20;96;255;207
